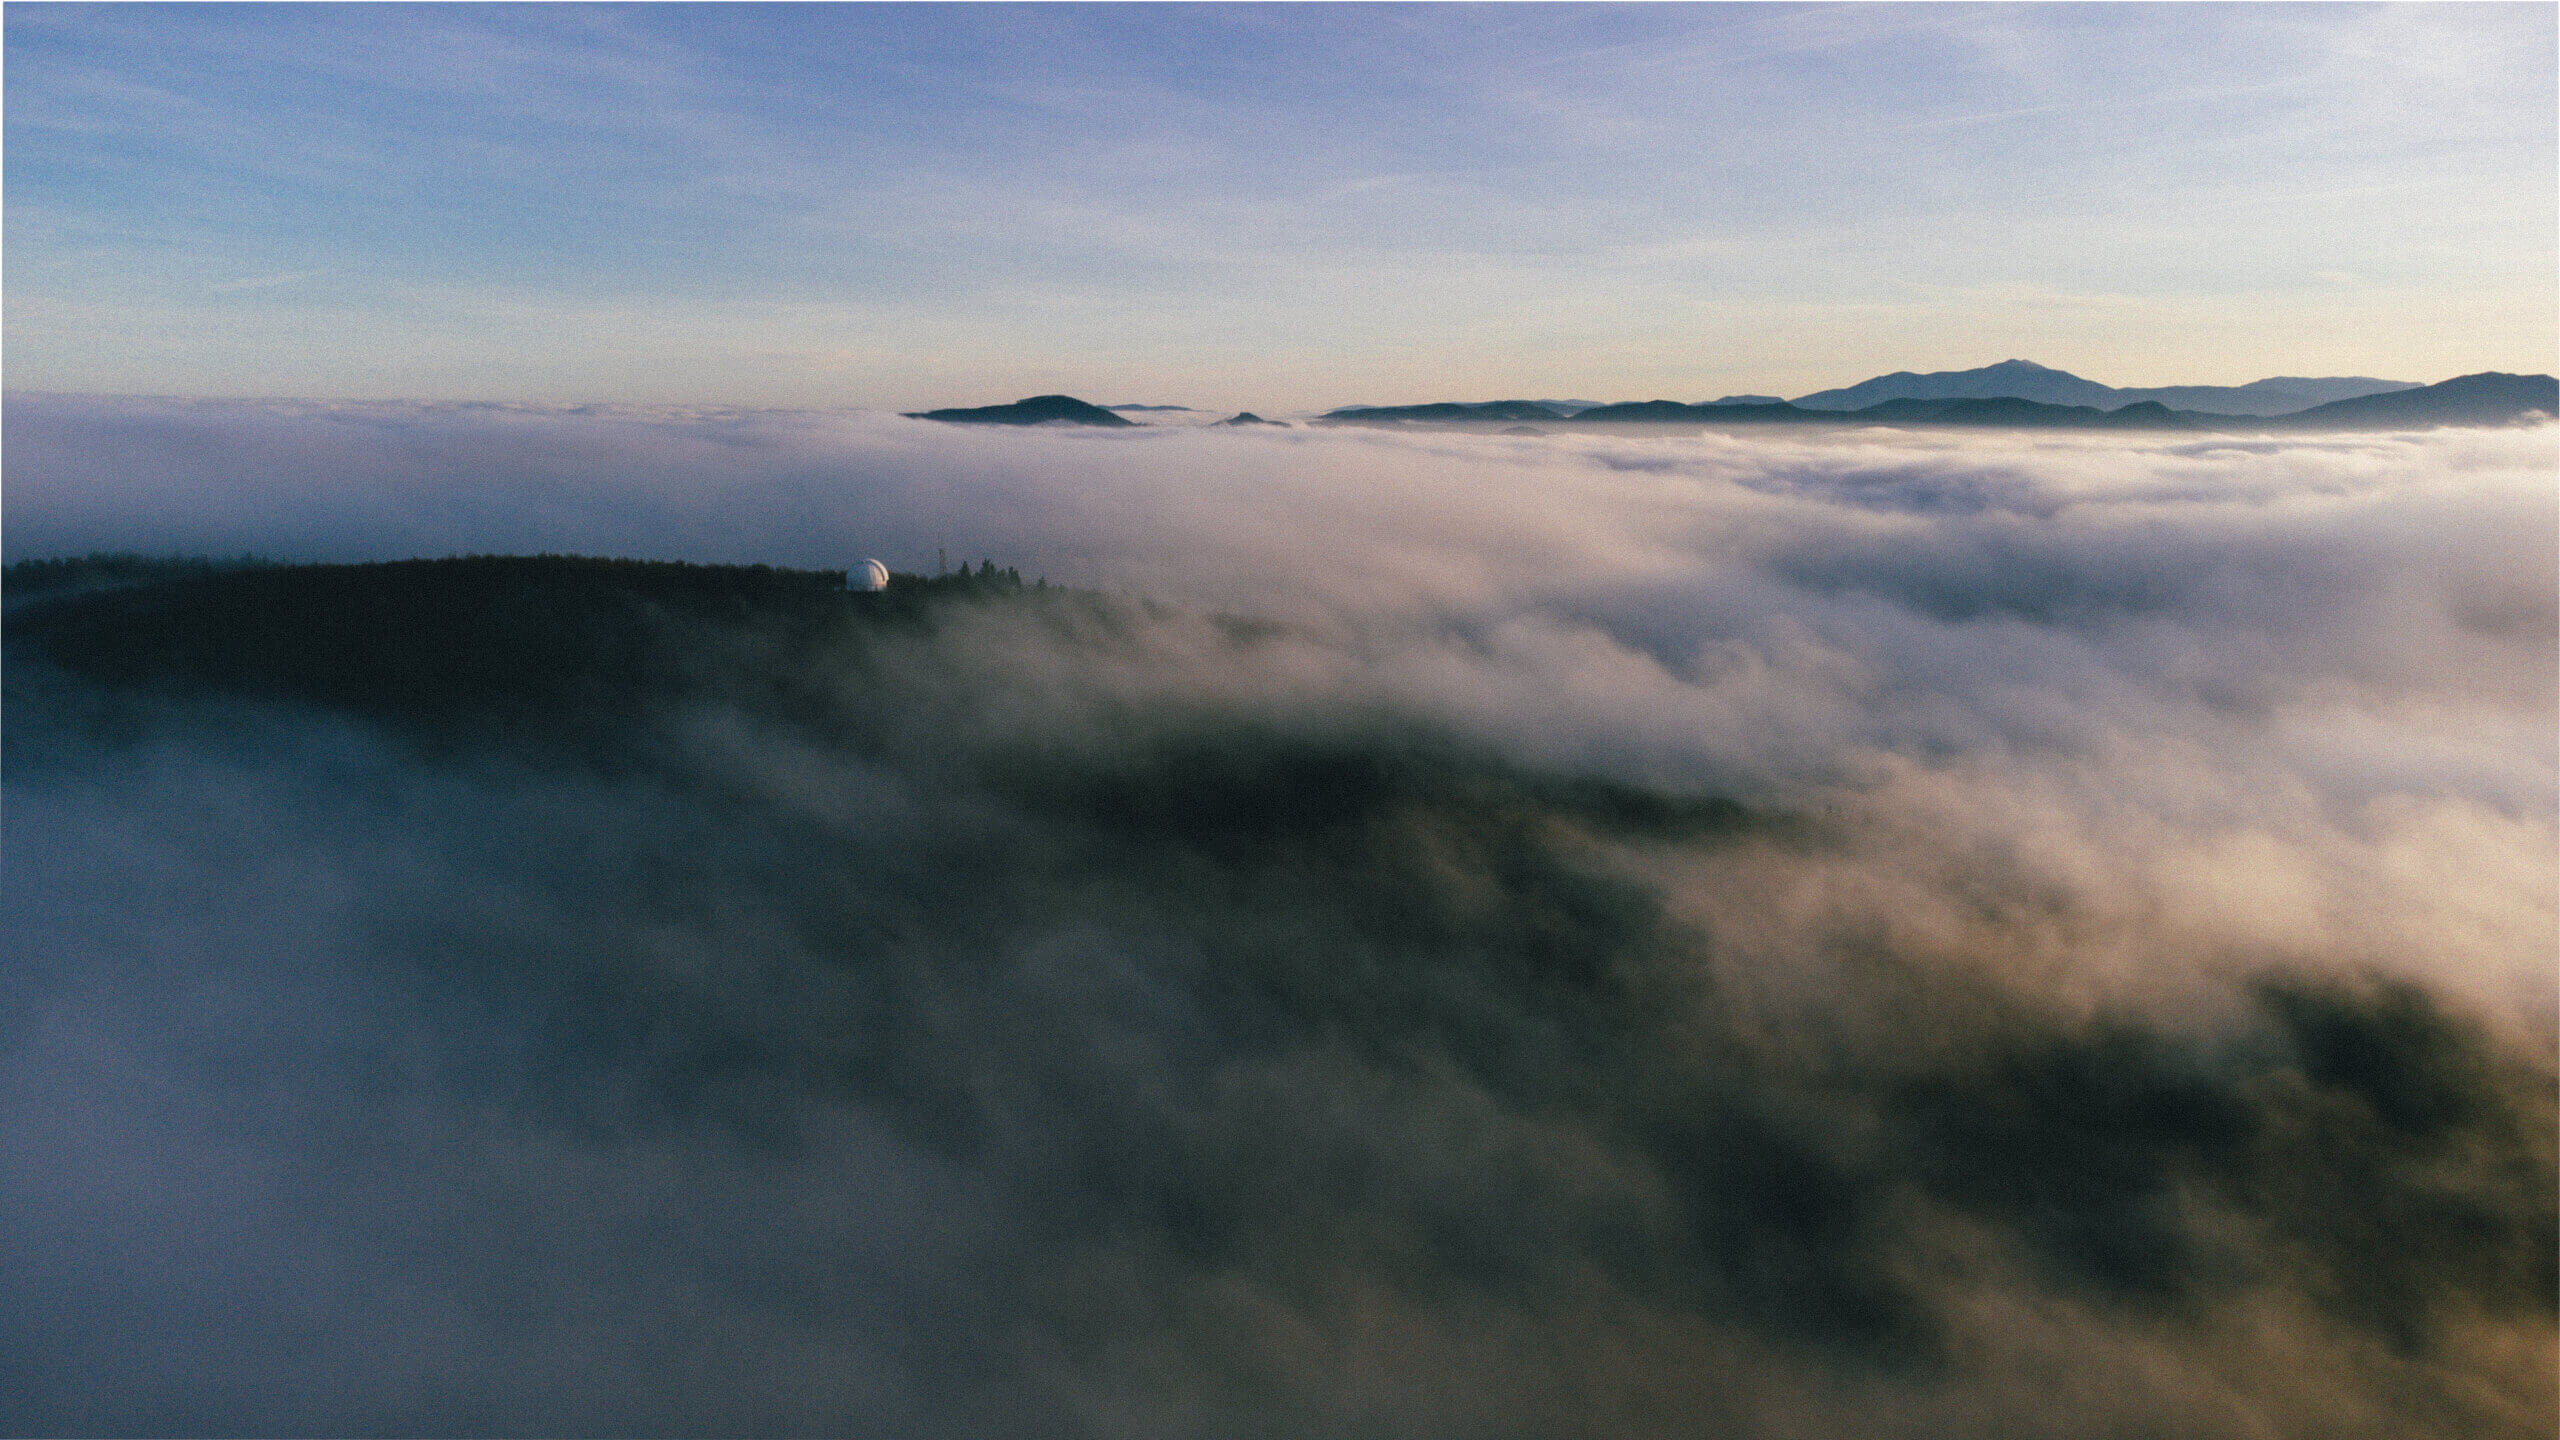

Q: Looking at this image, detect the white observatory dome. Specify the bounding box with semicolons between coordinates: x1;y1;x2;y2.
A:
848;559;890;592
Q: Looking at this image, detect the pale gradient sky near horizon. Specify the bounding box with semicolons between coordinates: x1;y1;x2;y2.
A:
7;2;2554;412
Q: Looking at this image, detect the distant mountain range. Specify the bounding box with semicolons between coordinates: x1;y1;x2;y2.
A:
905;365;2556;433
1788;360;2421;416
1314;369;2555;433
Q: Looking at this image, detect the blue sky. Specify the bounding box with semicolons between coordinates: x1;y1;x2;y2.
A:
8;3;2553;409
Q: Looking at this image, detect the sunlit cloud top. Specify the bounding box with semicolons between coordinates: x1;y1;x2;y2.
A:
7;3;2553;408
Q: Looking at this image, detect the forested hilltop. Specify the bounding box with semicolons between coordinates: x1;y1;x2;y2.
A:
2;551;278;608
5;553;1060;757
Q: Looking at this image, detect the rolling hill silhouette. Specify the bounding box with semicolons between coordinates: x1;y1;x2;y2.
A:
905;395;1136;426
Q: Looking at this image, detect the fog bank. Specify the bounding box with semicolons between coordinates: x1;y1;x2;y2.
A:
5;396;2552;1435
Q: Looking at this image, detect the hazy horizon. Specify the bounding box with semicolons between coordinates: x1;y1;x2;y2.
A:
0;354;2519;417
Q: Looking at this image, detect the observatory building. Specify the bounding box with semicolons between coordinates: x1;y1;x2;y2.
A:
847;559;890;592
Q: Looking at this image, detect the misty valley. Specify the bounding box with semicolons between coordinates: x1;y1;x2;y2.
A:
5;516;2551;1437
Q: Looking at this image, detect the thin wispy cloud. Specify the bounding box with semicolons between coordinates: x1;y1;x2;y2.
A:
6;5;2548;406
207;268;327;293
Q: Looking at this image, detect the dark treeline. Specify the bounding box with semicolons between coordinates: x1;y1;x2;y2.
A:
3;550;280;604
4;553;1079;763
934;557;1033;593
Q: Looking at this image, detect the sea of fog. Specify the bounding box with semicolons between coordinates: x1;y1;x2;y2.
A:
4;395;2553;1436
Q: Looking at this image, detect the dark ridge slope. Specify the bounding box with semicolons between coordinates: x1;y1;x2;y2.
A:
1850;397;2199;429
2269;372;2558;429
1565;400;1812;424
1318;400;1564;425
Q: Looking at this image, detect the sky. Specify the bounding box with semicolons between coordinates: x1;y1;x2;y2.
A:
6;3;2556;410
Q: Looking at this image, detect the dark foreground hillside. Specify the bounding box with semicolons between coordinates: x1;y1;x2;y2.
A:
7;554;1046;755
3;555;2550;1438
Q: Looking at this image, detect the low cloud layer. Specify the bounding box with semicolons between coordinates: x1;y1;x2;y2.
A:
5;396;2553;1435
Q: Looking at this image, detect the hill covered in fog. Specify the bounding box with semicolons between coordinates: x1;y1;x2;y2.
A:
6;554;1053;755
5;412;2552;1438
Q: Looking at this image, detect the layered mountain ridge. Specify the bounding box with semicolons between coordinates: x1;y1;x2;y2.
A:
1788;359;2421;415
1314;369;2554;432
904;364;2555;433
